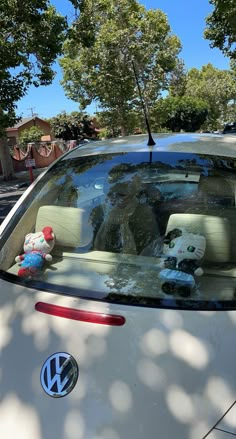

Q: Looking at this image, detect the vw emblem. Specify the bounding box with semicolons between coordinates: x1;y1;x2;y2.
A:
40;352;79;398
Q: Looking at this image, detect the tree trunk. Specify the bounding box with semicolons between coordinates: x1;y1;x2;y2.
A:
0;136;15;180
118;103;128;136
120;125;127;136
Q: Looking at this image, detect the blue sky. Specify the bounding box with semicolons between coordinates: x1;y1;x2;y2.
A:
16;0;230;119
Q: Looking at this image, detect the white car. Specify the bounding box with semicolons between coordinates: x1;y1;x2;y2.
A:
0;132;236;439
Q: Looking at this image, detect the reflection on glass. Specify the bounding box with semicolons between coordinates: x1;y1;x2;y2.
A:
1;151;236;310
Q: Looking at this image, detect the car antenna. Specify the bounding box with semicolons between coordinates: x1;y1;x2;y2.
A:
132;60;156;147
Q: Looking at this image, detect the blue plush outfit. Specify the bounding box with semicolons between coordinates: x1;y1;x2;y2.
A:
20;251;45;271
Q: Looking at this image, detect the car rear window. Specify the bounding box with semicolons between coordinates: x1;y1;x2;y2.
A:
1;150;236;310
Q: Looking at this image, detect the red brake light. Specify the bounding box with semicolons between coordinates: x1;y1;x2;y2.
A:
35;302;126;326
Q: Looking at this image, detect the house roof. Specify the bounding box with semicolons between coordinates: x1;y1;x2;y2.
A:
6;117;50;131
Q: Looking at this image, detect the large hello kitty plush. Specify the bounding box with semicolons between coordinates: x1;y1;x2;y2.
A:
15;226;55;278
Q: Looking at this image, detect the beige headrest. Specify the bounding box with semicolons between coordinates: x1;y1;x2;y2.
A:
199;176;233;197
166;213;230;263
198;176;234;206
36;206;93;247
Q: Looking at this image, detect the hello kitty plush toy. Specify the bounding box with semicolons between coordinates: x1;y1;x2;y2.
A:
160;228;206;297
15;226;55;278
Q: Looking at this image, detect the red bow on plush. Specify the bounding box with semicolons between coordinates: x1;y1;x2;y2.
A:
42;226;54;241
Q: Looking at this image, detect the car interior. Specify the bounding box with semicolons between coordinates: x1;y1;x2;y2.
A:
2;158;236;304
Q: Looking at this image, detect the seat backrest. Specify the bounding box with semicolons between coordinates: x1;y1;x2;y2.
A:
166;213;230;263
36;205;93;248
198;176;235;207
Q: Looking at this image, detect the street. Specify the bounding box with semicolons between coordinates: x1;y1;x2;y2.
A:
0;182;28;224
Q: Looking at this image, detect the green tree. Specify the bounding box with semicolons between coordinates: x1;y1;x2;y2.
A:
168;58;187;97
152;96;209;132
19;126;44;147
49;111;96;141
184;63;236;129
0;0;66;180
204;0;236;60
96;108;142;138
61;0;181;135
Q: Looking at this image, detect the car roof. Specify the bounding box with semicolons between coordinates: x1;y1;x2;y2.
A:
63;133;236;160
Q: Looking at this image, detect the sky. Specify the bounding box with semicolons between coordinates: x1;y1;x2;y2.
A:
16;0;230;120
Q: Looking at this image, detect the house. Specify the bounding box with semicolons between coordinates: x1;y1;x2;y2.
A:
6;117;54;147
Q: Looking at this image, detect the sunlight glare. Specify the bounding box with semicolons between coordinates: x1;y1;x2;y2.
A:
0;304;13;349
22;312;49;350
166;385;195;424
64;410;85;439
137;358;166;390
160;310;183;330
109;381;133;412
189;421;211;439
206;376;235;413
0;394;42;439
227;311;236;326
140;329;168;356
170;330;209;369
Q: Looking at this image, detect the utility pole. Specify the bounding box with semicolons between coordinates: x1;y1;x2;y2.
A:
27;107;36;117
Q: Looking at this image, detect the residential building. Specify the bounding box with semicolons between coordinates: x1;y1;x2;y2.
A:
6;117;54;147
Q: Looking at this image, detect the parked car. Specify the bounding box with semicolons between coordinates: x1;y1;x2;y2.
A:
1;132;236;439
222;122;236;135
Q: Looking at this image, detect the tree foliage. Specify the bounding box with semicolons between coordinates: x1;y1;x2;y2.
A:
19;126;44;146
49;111;96;141
168;58;187;97
61;0;181;135
0;0;66;179
152;96;209;132
204;0;236;60
0;0;66;132
184;63;236;129
96;108;142;138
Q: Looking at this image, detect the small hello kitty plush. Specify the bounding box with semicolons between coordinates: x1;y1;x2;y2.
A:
160;227;206;297
15;226;55;278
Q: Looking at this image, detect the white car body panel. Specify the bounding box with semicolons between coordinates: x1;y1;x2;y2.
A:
0;278;236;439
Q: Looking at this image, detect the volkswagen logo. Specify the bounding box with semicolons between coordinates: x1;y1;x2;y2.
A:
40;352;79;398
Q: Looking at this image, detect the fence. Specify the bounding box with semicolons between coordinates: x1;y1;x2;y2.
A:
0;140;77;175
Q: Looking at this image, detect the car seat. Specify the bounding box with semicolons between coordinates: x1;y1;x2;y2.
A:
198;176;235;208
165;213;231;263
36;205;93;251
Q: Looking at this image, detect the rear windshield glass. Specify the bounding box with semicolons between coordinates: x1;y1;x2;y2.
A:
1;150;236;310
